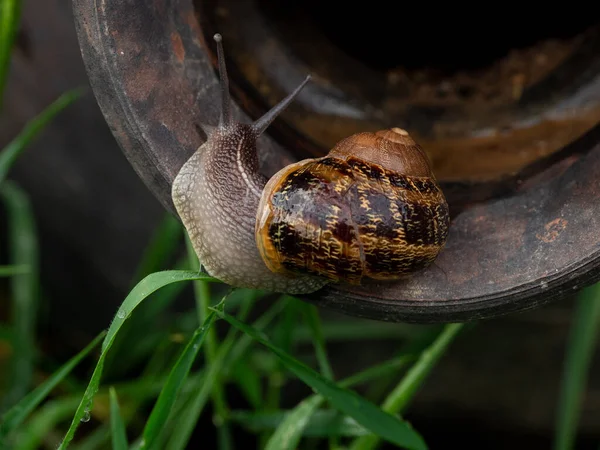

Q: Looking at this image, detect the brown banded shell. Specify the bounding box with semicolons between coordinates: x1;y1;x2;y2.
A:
255;128;450;285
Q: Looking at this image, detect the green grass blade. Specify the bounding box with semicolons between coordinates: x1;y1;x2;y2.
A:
220;298;260;409
139;312;217;450
339;355;416;389
351;323;465;450
145;390;191;450
133;259;190;322
109;388;128;450
0;0;20;109
296;303;337;449
272;297;299;357
0;332;105;443
265;396;324;450
0;182;39;411
232;406;369;439
12;397;80;450
166;296;286;450
106;216;185;378
185;236;211;325
0;89;82;183
214;309;428;450
165;361;226;450
554;284;600;450
301;303;334;379
223;297;288;375
57;270;219;450
16;374;204;450
185;237;232;450
265;352;416;450
261;297;299;436
0;264;29;276
380;323;464;412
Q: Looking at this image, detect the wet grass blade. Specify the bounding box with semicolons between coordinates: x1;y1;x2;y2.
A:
214;309;428;450
263;303;335;450
554;284;600;450
57;270;219;450
139;312;217;450
185;236;232;450
263;349;416;450
166;297;286;450
260;297;299;447
0;182;38;411
0;0;20;108
109;388;128;450
265;396;323;450
17;374;202;450
339;355;416;389
145;390;189;450
379;323;464;412
0;332;105;444
0;89;82;183
232;406;369;438
106;215;184;378
351;323;465;450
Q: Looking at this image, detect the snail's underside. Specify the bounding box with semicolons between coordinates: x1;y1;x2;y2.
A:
73;0;600;323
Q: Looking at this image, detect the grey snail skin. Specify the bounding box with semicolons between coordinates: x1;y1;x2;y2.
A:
171;34;450;295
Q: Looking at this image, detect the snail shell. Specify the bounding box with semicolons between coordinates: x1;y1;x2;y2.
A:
256;128;450;285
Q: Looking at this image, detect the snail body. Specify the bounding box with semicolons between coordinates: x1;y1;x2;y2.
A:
171;34;449;295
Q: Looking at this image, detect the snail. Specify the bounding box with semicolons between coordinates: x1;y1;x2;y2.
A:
171;34;450;295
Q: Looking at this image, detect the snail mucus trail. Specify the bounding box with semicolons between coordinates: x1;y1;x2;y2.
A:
171;34;450;295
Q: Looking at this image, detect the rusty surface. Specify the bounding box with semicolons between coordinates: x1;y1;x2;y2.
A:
210;1;600;183
73;0;600;323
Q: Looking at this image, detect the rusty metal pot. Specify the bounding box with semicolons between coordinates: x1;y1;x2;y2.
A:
72;0;600;323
